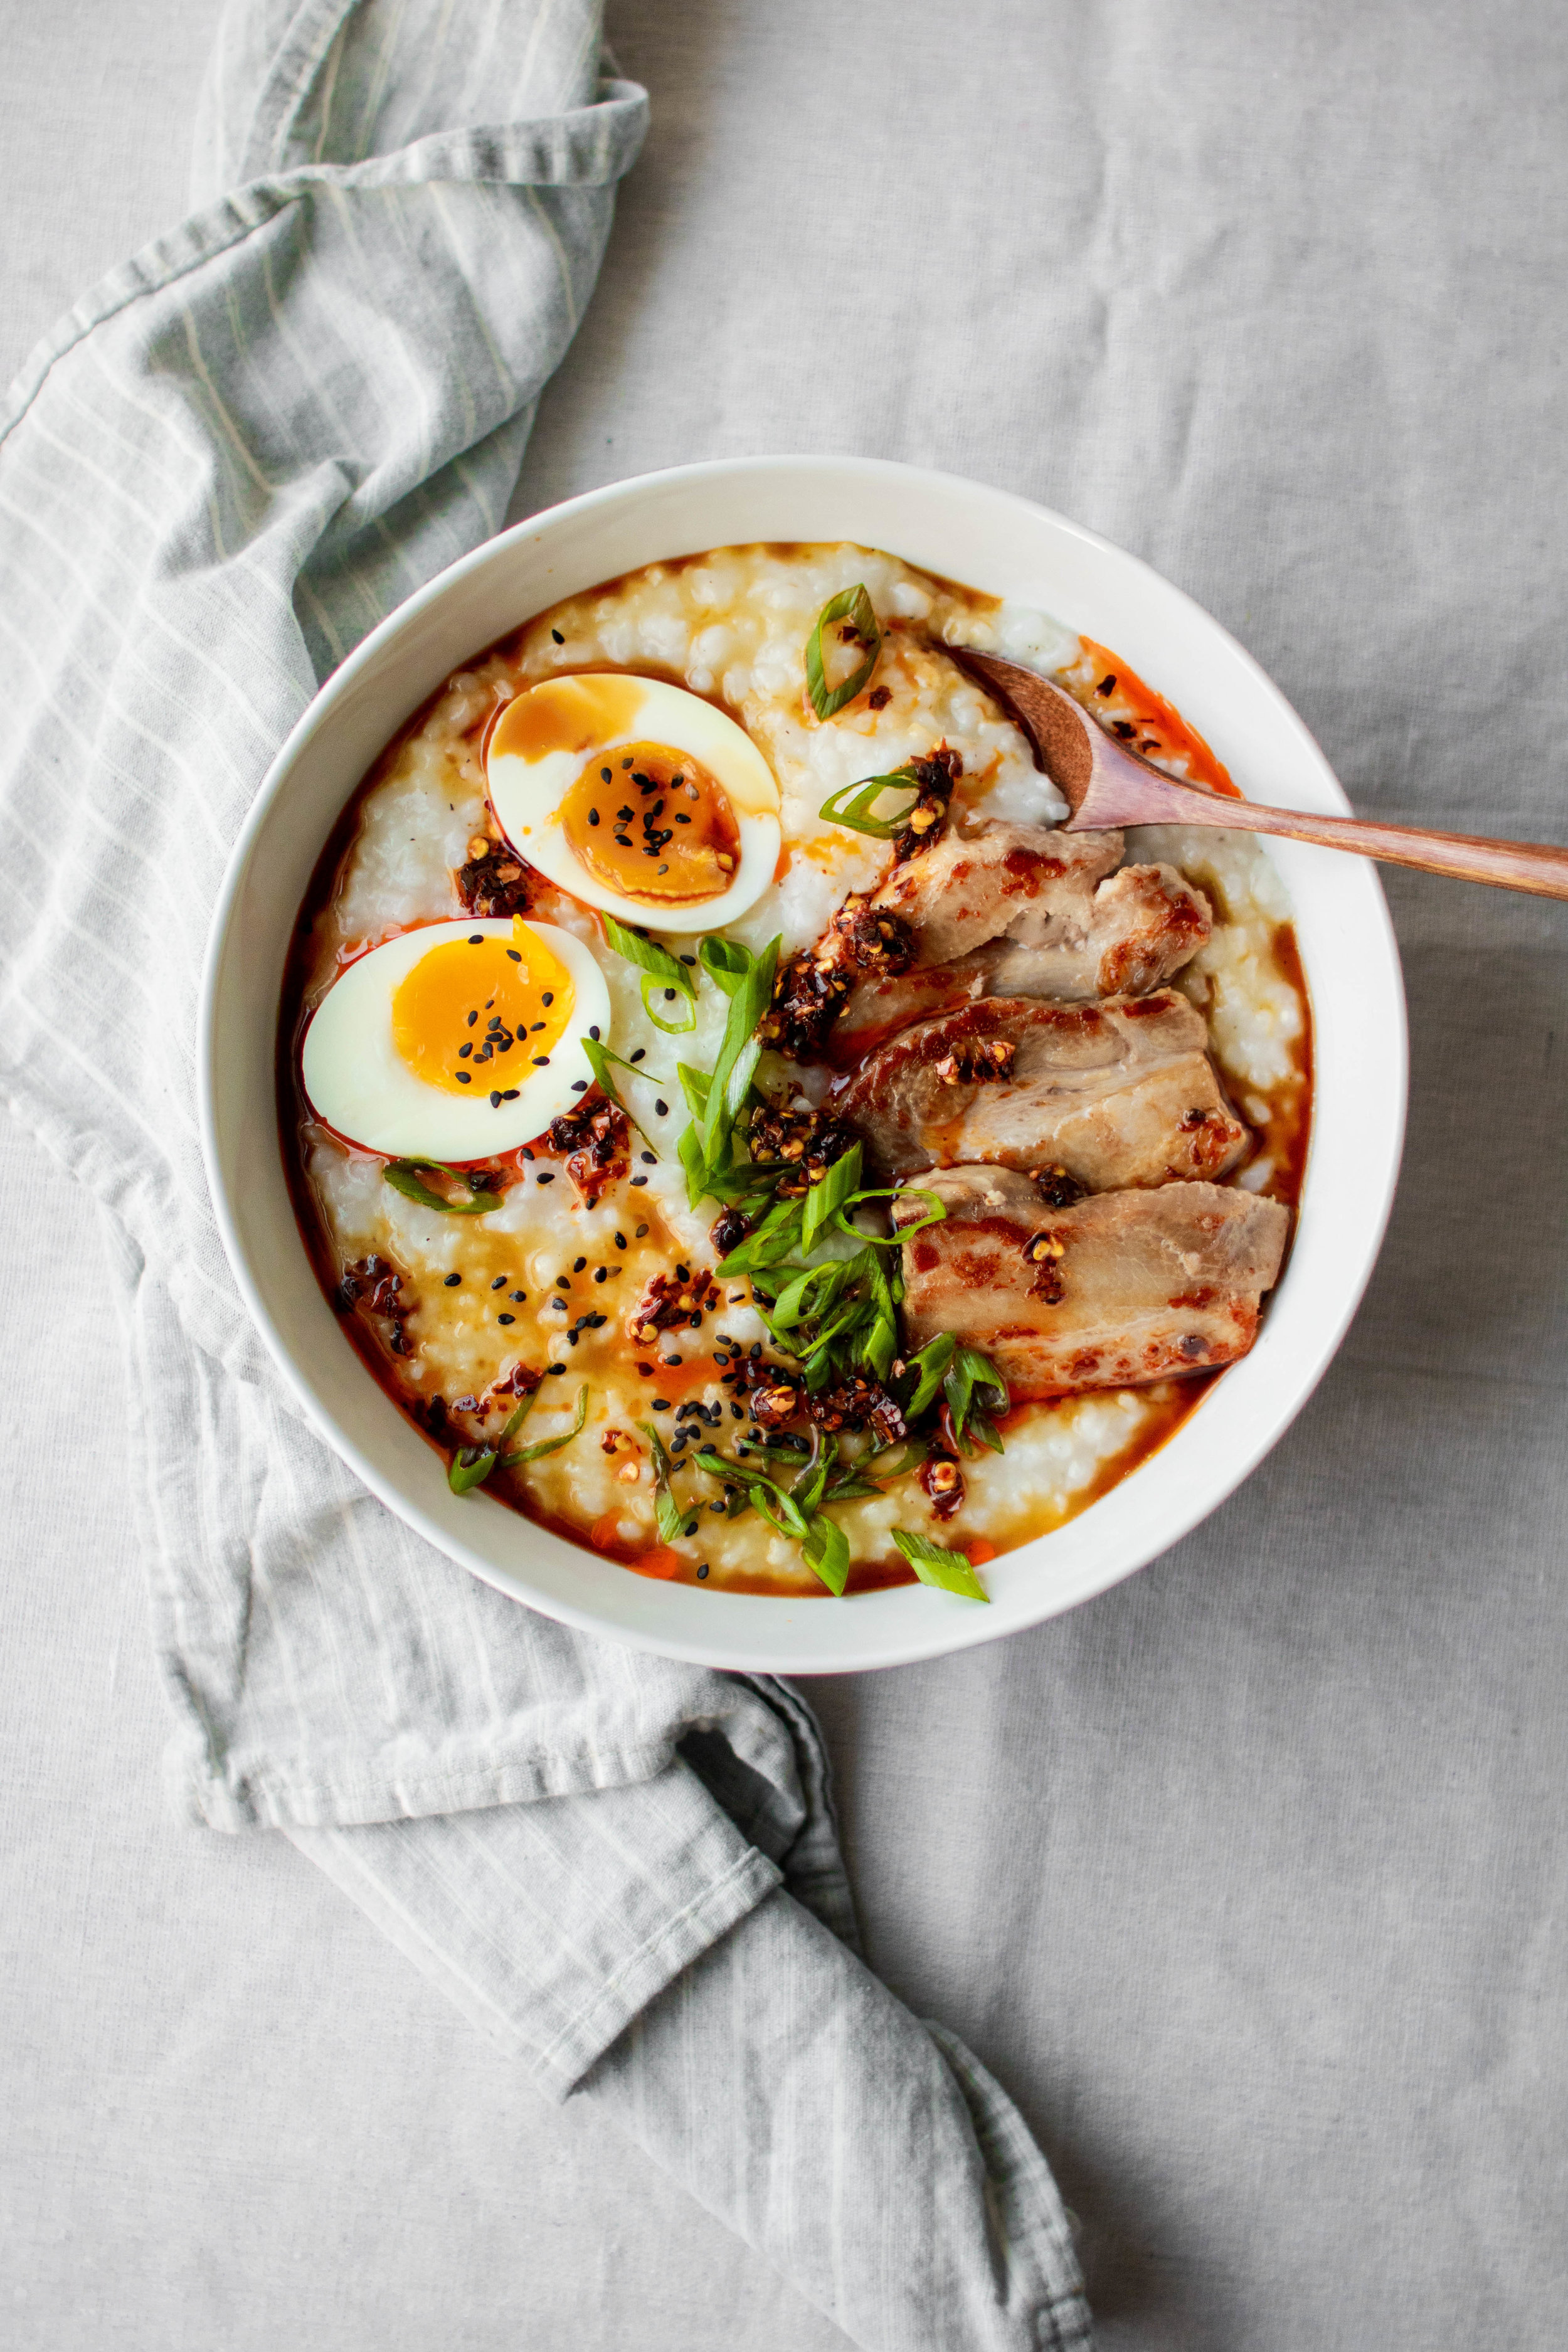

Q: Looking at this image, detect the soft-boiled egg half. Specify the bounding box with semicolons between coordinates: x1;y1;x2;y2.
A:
485;674;781;933
301;916;610;1162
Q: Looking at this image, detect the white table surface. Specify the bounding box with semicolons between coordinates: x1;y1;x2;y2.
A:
6;4;1568;2346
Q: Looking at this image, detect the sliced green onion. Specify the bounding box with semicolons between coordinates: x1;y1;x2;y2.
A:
640;1419;686;1543
802;1513;850;1597
718;1194;806;1277
859;1436;930;1482
800;1142;864;1254
677;1120;714;1211
678;1063;712;1121
841;1184;946;1248
694;1448;812;1542
502;1382;588;1467
805;585;883;721
384;1160;493;1216
767;1257;854;1334
905;1332;956;1418
892;1528;990;1601
580;1037;661;1148
701;936;779;1167
448;1387;539;1494
698;935;753;996
601;913;698;1035
818;766;921;839
943;1346;1009;1455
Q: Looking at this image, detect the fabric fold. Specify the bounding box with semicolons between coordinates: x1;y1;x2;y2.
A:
0;0;1091;2339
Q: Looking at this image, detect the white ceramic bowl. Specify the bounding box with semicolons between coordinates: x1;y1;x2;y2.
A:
201;457;1407;1675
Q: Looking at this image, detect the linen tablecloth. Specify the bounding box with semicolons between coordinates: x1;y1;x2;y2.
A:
0;1;1088;2346
6;3;1568;2348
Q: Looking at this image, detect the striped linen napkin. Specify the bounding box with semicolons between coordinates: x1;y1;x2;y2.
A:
0;3;1088;2342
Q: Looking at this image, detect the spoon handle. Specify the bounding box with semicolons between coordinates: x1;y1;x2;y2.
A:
1091;780;1568;903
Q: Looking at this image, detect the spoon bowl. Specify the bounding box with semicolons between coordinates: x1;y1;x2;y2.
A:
958;647;1568;901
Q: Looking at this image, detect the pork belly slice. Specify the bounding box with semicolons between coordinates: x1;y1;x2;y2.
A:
894;1165;1290;1401
832;825;1211;1067
840;992;1248;1190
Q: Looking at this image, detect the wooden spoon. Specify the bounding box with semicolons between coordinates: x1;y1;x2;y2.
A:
956;649;1568;902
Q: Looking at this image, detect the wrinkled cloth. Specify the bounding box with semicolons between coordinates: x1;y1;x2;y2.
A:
0;2;1088;2344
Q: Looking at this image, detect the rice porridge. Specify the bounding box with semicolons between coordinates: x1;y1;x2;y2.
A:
282;544;1310;1601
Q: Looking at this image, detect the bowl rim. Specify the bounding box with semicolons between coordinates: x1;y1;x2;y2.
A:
199;453;1408;1675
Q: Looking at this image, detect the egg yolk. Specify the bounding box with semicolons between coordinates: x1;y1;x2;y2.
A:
391;923;575;1099
561;743;741;906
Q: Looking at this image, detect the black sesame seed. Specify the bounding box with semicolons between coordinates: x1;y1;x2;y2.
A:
588;1025;600;1041
506;948;521;963
497;1313;514;1325
551;628;564;644
750;1342;762;1359
532;1056;550;1067
556;1275;571;1289
567;1332;579;1347
521;1146;535;1162
654;1099;669;1117
468;933;484;945
587;809;600;827
490;1089;502;1107
491;1276;507;1291
541;992;554;1007
511;1290;526;1302
467;1010;478;1027
630;1049;646;1064
458;1043;472;1058
455;1072;472;1083
663;988;676;1002
731;1402;744;1419
601;766;613;782
537;1172;556;1184
502;1088;520;1100
652;1399;671;1411
595;1267;608;1283
614;1232;627;1249
444;1273;462;1287
548;1362;565;1374
679;954;697;967
573;1257;587;1272
570;1079;588;1093
586;1312;607;1329
662;1354;682;1368
640;1151;655;1165
530;1022;546;1033
630;1175;647;1187
674;814;691;825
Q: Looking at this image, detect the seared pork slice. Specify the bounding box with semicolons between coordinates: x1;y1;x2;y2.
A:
831;824;1210;1066
895;1165;1289;1401
841;992;1248;1189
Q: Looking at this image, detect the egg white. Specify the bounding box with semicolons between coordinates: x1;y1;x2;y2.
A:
486;674;781;934
300;918;611;1162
